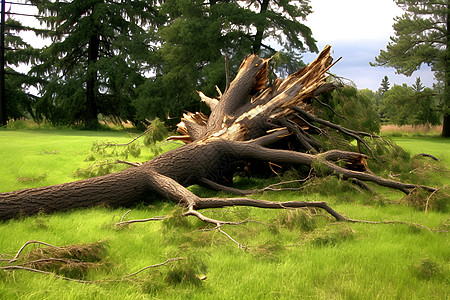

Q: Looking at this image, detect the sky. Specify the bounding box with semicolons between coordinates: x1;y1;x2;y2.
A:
303;0;436;91
6;0;437;92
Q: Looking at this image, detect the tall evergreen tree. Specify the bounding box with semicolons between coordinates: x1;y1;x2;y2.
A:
379;76;390;95
373;0;450;137
30;0;161;127
411;77;425;92
3;18;40;121
133;0;317;123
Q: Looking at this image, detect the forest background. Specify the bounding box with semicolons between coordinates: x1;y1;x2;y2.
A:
1;0;448;137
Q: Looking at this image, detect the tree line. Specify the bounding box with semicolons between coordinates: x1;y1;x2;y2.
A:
1;0;449;137
362;76;442;127
3;0;316;128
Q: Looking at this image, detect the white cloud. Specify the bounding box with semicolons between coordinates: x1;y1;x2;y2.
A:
303;0;436;91
306;0;403;42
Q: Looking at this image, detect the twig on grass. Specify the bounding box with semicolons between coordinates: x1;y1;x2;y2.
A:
1;258;184;284
425;187;444;214
97;126;153;147
8;240;60;263
115;216;168;227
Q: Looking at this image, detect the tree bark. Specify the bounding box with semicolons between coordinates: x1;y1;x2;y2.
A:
85;33;100;127
443;0;450;138
252;0;269;54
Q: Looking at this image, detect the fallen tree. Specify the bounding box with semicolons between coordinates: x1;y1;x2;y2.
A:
0;45;439;223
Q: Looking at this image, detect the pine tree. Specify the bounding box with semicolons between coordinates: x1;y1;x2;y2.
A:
133;0;317;124
29;0;161;127
412;77;425;92
379;76;390;95
373;0;450;137
3;18;40;121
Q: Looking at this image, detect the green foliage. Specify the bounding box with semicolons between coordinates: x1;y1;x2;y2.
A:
134;0;316;124
381;84;441;126
380;75;390;94
373;0;449;136
4;19;40;121
373;1;446;76
316;86;381;134
162;206;193;231
143;118;169;146
29;0;161;127
74;121;170;178
21;241;108;279
165;256;207;286
401;187;449;213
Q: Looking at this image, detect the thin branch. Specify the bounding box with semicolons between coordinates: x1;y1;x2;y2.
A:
413;153;440;161
116;160;142;167
98;126;152;147
9;240;60;263
425;187;443;214
115;215;168;227
120;210;132;222
312;97;347;120
121;257;184;278
1;258;184;284
217;226;248;249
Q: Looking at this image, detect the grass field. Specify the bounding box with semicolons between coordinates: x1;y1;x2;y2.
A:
0;128;448;299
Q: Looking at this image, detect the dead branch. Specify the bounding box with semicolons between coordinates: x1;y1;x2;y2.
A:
115;215;168;227
98;126;152;147
1;258;184;284
413;153;440;161
9;240;60;263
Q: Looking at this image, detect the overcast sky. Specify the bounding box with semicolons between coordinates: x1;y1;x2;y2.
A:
303;0;436;91
7;0;436;91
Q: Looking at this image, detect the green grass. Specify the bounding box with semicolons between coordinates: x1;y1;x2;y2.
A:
392;136;450;167
0;129;449;299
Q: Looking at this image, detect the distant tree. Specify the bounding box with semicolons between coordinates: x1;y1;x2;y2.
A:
29;0;161;127
412;87;441;125
381;83;441;126
374;76;391;121
133;0;317;124
411;77;425;92
380;84;414;125
379;76;390;95
372;0;449;137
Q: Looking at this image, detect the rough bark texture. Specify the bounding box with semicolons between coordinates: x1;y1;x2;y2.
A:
0;46;438;221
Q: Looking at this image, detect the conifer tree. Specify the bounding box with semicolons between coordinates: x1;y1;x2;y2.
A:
3;18;40;121
133;0;317;123
373;0;450;137
29;0;161;127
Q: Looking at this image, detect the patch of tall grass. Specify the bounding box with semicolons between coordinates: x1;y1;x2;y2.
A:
381;124;442;137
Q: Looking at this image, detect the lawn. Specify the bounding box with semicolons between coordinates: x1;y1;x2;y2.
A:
0;128;448;299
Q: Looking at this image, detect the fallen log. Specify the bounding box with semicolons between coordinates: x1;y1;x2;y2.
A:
0;45;438;222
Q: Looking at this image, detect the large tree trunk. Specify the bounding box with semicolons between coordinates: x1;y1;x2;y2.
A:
0;46;438;221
